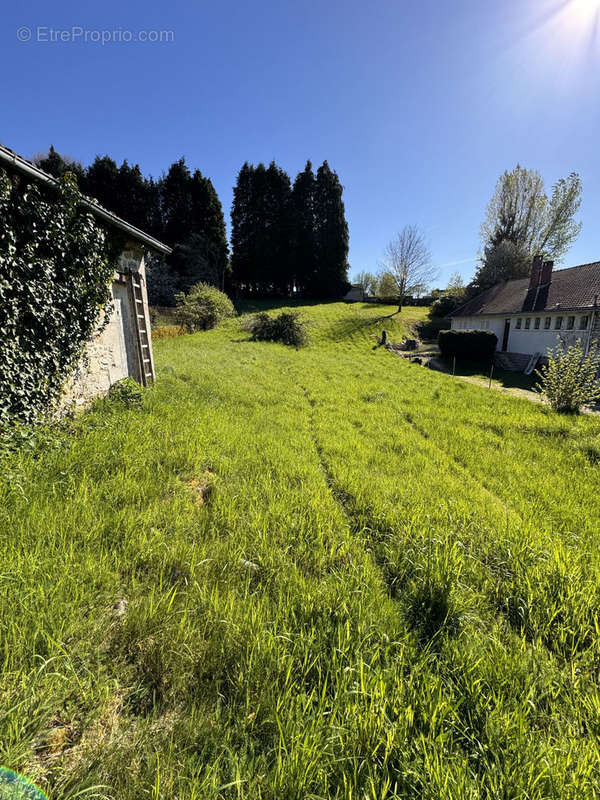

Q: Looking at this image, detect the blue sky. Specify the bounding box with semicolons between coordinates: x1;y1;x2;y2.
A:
3;0;599;287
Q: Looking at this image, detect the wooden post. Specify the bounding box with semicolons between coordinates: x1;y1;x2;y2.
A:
488;363;494;389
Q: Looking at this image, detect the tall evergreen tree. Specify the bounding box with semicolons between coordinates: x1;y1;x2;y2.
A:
311;161;350;297
84;155;120;210
291;161;317;295
231;162;255;293
35;145;85;183
190;169;229;284
230;162;293;295
263;162;293;294
160;158;194;246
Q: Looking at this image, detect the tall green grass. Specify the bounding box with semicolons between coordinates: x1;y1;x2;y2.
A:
1;301;600;799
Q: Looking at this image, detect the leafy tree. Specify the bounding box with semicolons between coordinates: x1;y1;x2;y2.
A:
354;271;378;294
376;272;399;298
473;166;582;294
481;166;581;259
382;225;437;312
446;271;466;292
470;240;531;295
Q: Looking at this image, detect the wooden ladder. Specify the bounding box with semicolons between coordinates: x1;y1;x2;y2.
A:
128;273;154;386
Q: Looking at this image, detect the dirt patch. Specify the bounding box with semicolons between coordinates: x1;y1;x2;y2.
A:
183;471;217;506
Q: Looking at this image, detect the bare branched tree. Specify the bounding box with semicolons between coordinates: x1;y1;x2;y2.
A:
381;225;438;312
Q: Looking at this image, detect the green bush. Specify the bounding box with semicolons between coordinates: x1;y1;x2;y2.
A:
438;329;498;360
535;339;600;413
430;293;465;318
246;311;308;347
415;317;450;341
175;282;235;332
107;377;144;407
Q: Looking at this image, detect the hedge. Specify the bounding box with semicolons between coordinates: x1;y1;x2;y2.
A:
438;329;498;360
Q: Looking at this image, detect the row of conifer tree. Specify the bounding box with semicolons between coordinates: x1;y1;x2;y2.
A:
36;147;350;301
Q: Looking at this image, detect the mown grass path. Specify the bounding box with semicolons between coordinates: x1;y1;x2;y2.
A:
2;302;600;799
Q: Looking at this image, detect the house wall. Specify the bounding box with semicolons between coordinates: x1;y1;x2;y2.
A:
451;312;597;355
60;246;155;411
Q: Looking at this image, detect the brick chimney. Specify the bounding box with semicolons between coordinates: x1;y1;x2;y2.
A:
529;254;544;288
540;259;553;285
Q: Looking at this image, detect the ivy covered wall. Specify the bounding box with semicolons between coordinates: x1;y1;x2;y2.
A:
0;169;116;425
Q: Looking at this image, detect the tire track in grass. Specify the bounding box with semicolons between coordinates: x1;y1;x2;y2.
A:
400;409;525;532
298;375;544;647
298;382;354;526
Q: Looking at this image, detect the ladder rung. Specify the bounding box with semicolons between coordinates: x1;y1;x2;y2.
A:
137;314;145;319
143;358;151;363
141;344;149;348
135;299;143;304
145;373;153;378
139;330;147;335
132;282;141;289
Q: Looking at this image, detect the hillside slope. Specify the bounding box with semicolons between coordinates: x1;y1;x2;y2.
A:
1;302;600;799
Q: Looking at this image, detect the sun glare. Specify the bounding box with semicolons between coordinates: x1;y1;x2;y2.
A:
562;0;600;38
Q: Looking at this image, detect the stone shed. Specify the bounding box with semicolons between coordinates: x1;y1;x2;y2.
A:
0;144;171;410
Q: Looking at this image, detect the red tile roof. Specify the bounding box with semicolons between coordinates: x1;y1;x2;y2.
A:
452;262;600;317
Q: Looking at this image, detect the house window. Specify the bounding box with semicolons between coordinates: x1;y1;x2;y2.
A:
544;317;551;329
555;317;563;330
534;318;541;329
567;316;575;330
516;318;522;329
579;316;589;330
525;318;531;329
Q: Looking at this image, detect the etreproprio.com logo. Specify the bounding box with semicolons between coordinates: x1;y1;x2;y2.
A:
16;26;175;44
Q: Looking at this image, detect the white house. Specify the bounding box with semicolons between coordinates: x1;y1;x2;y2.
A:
450;256;600;367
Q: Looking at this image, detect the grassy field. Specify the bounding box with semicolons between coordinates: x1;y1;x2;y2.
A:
2;301;600;799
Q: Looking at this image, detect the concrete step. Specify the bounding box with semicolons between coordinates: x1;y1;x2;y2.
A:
494;352;532;372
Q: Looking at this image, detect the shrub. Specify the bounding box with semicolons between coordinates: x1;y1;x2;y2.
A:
175;282;235;332
535;339;600;413
107;377;144;407
438;329;498;360
430;293;465;318
415;317;450;341
246;311;308;347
